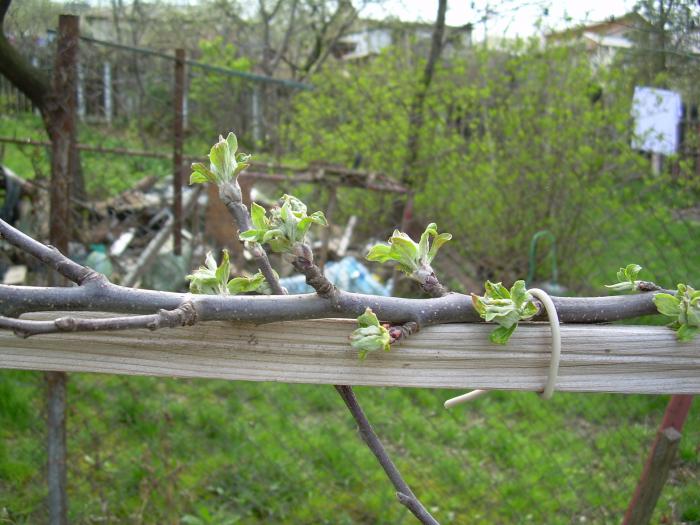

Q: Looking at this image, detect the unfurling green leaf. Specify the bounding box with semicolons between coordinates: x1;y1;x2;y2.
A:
227;270;276;295
186;251;272;295
490;324;517;345
239;194;327;255
366;223;452;282
186;250;231;295
605;263;643;292
350;307;391;359
472;280;538;345
654;283;700;342
189;132;249;187
653;293;681;317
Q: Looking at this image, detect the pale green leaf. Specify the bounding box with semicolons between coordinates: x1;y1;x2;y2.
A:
490;324;517;345
676;324;699;342
357;307;381;328
653;293;681;317
426;232;452;264
366;244;392;262
225;131;238;154
250;202;267;230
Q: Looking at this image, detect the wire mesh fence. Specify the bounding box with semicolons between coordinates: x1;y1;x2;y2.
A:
1;13;699;525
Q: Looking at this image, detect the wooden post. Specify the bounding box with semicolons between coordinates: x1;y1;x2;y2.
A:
622;395;694;525
46;14;80;525
318;183;337;270
173;48;185;256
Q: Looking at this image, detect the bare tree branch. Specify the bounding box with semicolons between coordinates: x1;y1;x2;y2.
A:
0;0;50;109
335;385;440;525
0;302;197;338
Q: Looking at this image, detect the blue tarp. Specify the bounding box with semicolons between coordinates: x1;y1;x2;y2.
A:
280;256;391;296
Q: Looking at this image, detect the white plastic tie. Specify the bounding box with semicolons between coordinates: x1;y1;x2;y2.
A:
444;287;561;408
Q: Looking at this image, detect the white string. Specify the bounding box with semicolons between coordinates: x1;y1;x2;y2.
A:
444;287;561;408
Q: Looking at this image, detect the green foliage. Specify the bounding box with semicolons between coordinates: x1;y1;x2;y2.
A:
471;280;538;344
188;37;253;144
190;132;250;187
605;263;643;292
366;223;451;281
653;283;700;342
287;41;687;289
349;307;391;359
239;195;327;254
186;250;270;295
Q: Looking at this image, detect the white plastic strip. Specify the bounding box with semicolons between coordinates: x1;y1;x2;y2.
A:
444;287;562;408
527;288;561;400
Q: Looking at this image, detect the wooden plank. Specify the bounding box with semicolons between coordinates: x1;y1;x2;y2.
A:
0;315;699;394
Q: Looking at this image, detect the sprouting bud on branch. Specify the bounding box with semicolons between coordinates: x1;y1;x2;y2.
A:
605;263;643;292
239;194;327;256
471;280;538;344
653;283;700;342
186;250;274;295
189;132;251;188
350;307;392;359
366;223;451;285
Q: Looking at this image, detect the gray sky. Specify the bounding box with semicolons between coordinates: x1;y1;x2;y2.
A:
63;0;638;41
364;0;637;40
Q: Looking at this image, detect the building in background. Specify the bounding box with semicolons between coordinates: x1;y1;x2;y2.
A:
333;19;472;61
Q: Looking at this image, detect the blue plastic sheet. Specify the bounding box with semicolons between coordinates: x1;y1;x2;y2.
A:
280;256;391;296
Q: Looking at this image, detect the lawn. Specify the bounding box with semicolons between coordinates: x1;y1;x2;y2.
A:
0;370;697;524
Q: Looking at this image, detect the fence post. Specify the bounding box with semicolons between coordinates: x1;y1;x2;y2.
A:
173;48;185;256
622;395;694;525
46;13;80;525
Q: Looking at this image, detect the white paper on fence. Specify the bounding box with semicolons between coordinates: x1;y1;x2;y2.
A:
631;86;682;155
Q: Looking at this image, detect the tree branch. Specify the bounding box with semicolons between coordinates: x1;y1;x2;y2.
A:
0;219;665;326
334;385;439;525
218;182;285;295
0;218;102;285
0;301;197;338
0;0;50;110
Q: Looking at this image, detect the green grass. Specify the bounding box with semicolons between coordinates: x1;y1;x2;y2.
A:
0;371;697;524
0;113;172;199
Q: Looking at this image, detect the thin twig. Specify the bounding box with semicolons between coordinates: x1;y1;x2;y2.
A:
1;302;197;338
218;182;285;295
334;385;440;525
0;218;101;285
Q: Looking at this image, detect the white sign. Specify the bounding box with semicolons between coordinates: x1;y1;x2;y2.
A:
631;86;682;156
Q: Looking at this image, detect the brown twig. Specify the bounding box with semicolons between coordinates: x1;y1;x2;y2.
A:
1;301;197;338
334;385;440;525
218;181;285;295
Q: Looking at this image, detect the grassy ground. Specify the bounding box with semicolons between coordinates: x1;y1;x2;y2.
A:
0;371;698;524
0;113;172;199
